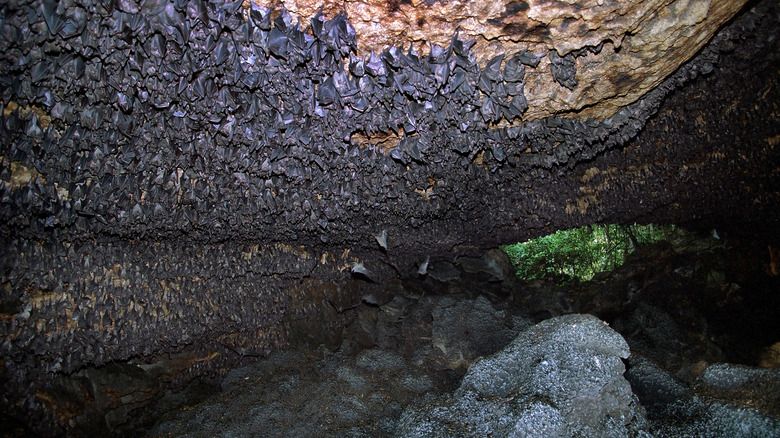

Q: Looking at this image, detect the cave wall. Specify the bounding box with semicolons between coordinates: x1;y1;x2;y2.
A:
0;0;778;435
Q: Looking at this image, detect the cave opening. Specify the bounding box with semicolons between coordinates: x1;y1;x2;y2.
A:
139;224;780;437
498;222;780;367
501;222;677;286
499;223;780;368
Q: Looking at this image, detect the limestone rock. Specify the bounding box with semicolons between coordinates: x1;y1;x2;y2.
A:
396;314;647;437
429;296;518;372
251;0;748;118
627;359;780;437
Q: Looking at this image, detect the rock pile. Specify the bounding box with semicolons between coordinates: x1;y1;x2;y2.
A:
148;238;780;437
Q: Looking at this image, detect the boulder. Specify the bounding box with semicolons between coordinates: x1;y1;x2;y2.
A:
396;314;648;437
627;359;780;437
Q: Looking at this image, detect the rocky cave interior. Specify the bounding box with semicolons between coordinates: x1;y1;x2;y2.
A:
1;0;779;436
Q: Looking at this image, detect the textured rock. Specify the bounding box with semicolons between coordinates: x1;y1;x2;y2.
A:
251;0;749;119
148;241;780;438
147;347;440;438
628;359;780;437
396;314;647;437
429;296;518;372
147;293;523;438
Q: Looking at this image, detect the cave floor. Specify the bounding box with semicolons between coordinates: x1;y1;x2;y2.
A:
145;240;780;437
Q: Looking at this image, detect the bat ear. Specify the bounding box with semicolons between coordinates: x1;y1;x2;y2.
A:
318;77;338;106
350;55;366;77
484;54;504;82
311;6;325;37
268;27;289;59
418;256;430;276
549;50;578;90
504;54;526;82
351;262;375;282
375;230;388;250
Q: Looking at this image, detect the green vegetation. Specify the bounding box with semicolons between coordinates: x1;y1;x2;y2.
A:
502;224;673;285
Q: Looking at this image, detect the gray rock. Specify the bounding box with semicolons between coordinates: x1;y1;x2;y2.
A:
354;348;407;373
699;363;777;390
427;261;461;282
630;360;780;437
337;365;370;391
395;314;647;437
625;356;690;413
429;296;519;371
147;346;438;438
652;398;780;438
456;252;507;282
517;279;572;319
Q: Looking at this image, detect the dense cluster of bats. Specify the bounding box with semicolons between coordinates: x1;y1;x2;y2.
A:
0;0;771;435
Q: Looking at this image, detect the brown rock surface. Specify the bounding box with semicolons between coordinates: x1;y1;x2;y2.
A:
249;0;747;119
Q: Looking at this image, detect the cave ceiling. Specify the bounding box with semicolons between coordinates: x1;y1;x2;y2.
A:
1;0;770;253
251;0;749;119
0;0;778;435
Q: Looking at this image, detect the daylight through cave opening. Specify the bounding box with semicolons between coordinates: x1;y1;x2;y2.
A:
502;223;678;285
